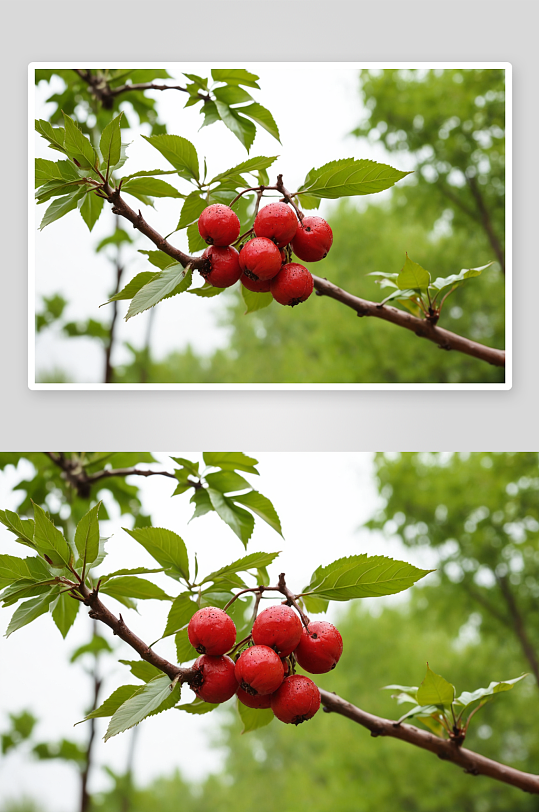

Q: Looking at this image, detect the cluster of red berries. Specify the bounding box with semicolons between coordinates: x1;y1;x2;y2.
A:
196;201;333;307
187;604;343;725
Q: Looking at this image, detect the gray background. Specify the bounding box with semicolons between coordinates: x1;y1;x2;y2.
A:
2;0;536;450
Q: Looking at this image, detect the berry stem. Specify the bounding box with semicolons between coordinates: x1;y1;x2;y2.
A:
277;572;310;629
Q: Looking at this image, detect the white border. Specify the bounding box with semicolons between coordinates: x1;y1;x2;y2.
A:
29;62;512;391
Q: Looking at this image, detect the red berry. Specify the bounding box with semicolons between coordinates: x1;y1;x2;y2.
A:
236;686;272;709
235;645;285;696
192;654;238;703
254;203;298;248
241;274;271;293
198;204;240;247
295;621;343;674
201;246;241;288
291;216;333;262
270;263;314;307
239;237;282;281
271;675;321;725
188;607;236;656
252;605;303;657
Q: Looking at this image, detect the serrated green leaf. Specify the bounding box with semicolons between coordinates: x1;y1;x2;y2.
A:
210;156;278;185
232;491;283;536
0;511;36;550
36;178;85;204
187;220;209;253
183;73;209;91
203;453;259;475
238;103;280;143
79;685;139;723
5;591;55;637
39;189;84;231
175;628;197;663
207;490;255;548
170;457;200;477
397;704;441;724
211;69;260;89
430;263;493;294
241;286;273;314
100;567;164;582
189;489;214;521
176;191;207;230
123;526;189;581
33;504;71;567
214;102;256;152
62;113;97;171
70;635;112;663
200;100;221;129
105;272;156;304
51;591;79;639
301;594;329;614
188;282;225;298
138;249;178;270
122;177;183;199
0;579;56;607
35;158;79;187
104;675;176;741
202;552;280;587
35;119;66;153
100;576;172;601
237;701;274;733
142;134;199;181
379;288;418;306
75;503;101;571
0;555;50;588
416;665;455;708
397;254;431;291
176;698;219;714
205;471;251;493
457;675;528;711
119;660;162;683
100;113;123;172
125;266;192;320
96;228;132;252
303;554;433;601
214;86;254;106
300;158;411;199
79;191;104;232
162;593;199;639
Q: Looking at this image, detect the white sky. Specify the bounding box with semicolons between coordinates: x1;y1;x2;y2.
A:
0;452;436;810
34;64;405;383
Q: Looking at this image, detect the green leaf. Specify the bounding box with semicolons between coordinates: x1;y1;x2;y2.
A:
202;551;280;585
207;490;255;548
237;701;274;733
0;554;50;588
238;103;280;143
79;685;139;722
232;491;283;536
79;191;104;232
214;86;254;106
171;457;200;477
100;113;123;172
5;591;55;637
211;69;260;89
301;594;329;614
210;156;278;185
176;697;219;714
100;567;164;581
300;158;411;199
105;272;156;304
36;178;85;204
162;593;199;638
183;73;209;91
119;660;162;683
200;100;221;129
188;282;226;298
62;113;97;170
123;526;189;581
138;249;178;270
70;635;113;663
416;665;455;708
35;158;79;187
203;452;259;475
122;177;183;198
175;628;197;662
35;119;66;153
396;703;441;724
0;511;36;550
100;576;172;601
303;554;433;601
379;288;419;306
126;266;192;320
187;221;208;253
205;471;251;493
39;189;84;230
33;504;71;567
214;102;256;151
430;263;493;294
75;503;101;570
189;489;214;521
397;254;431;291
241;286;273;314
51;591;79;638
176;191;207;230
142;134;199;181
96;228;133;252
457;675;528;710
104;675;176;741
0;579;55;607
121;169;180;182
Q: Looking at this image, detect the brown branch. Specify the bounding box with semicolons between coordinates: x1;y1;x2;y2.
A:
77;582;195;685
73;69;210;110
104;216;124;384
85;467;178;484
312;275;505;368
277;572;310;629
319;689;539;794
467;176;505;274
497;575;539;688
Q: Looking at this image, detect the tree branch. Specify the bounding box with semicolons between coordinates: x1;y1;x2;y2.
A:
73;70;210;109
497;575;539;688
319;689;539;794
312;275;505;368
467;176;505;274
85;467;178;484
